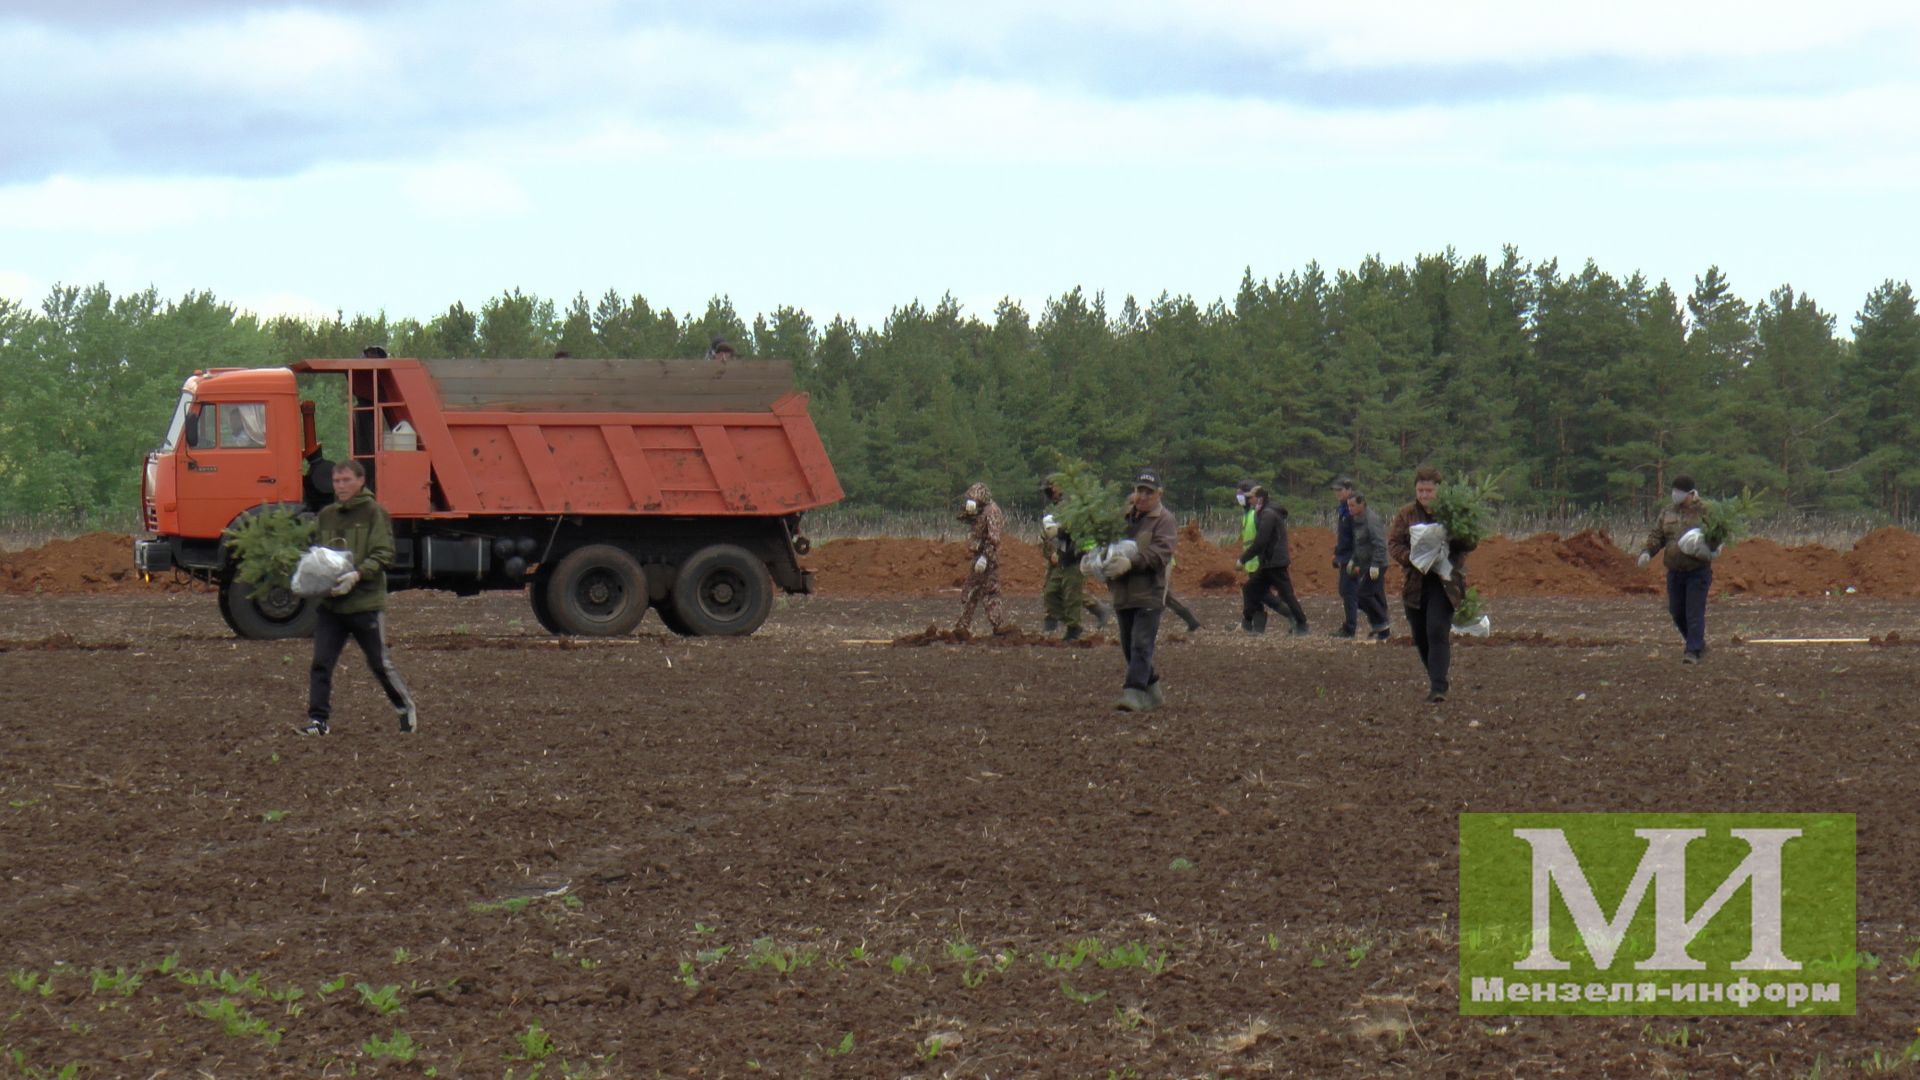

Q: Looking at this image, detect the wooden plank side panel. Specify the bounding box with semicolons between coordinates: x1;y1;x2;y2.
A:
425;357;794;413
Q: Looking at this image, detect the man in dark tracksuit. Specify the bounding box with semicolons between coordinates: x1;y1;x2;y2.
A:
302;460;416;735
1238;486;1308;635
1331;477;1359;637
1345;491;1392;641
1637;475;1715;663
1110;471;1178;713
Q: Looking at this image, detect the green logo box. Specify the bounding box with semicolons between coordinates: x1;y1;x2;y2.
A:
1459;813;1855;1016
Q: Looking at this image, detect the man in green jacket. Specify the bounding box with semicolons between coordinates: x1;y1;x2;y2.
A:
301;459;417;735
1110;471;1179;713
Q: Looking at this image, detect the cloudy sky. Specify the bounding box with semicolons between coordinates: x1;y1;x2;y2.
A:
3;1;1916;330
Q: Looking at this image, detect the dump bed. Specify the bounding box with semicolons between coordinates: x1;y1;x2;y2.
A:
292;357;843;518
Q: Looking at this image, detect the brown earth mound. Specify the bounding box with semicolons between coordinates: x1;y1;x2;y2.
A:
8;524;1920;601
1844;527;1920;598
1715;538;1850;596
0;532;209;595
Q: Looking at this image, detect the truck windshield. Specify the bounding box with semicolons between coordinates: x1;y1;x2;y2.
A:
158;392;192;452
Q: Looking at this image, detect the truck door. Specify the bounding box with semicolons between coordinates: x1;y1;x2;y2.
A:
177;400;290;536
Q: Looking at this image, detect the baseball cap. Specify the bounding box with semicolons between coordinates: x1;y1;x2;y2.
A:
1134;470;1163;491
1331;476;1354;491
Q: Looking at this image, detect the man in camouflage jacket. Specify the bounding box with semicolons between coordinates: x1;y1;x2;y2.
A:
955;481;1008;635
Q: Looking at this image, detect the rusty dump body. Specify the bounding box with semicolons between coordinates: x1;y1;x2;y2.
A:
290;357;842;519
136;356;844;639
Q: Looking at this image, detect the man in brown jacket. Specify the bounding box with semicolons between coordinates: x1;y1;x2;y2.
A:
1109;470;1178;713
1637;474;1714;663
1387;465;1478;703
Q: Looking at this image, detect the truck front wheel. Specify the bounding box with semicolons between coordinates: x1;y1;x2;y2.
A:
670;545;773;636
219;576;318;640
545;544;649;636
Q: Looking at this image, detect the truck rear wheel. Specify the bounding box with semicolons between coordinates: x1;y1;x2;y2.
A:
220;576;318;640
670;544;773;636
527;573;568;636
545;544;649;636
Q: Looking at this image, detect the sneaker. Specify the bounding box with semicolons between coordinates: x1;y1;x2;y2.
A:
1145;682;1165;710
1043;617;1060;634
1062;625;1082;643
1329;627;1356;639
1426;690;1448;704
1681;652;1700;665
1183;619;1202;633
1290;622;1311;637
1114;688;1151;712
298;720;329;736
397;703;418;733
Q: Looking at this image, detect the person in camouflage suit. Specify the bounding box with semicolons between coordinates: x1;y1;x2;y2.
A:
1040;479;1112;641
956;481;1008;635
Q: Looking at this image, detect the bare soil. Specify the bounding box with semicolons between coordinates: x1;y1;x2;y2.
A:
4;588;1919;1077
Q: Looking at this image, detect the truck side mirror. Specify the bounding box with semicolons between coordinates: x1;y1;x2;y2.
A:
184;407;203;448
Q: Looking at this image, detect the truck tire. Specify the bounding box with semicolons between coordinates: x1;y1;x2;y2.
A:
527;574;569;636
654;601;694;637
220;576;318;640
545;544;649;636
670;544;773;636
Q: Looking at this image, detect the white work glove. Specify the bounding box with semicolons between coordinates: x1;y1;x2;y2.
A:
973;556;987;574
1368;566;1380;581
1637;551;1652;568
1041;513;1060;539
331;569;361;596
1104;554;1133;579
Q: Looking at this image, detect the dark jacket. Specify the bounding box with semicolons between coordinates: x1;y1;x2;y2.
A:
1349;507;1389;573
313;490;395;614
1238;503;1290;569
1387;499;1477;609
1109;502;1178;611
1333;503;1355;565
1641;500;1711;573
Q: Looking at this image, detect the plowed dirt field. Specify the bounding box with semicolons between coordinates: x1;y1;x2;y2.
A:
3;590;1918;1077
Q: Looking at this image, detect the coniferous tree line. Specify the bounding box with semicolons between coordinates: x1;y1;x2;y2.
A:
1;248;1916;522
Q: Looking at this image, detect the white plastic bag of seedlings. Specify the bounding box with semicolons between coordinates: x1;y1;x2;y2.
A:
1676;527;1719;560
291;546;356;597
1079;538;1139;582
1454;614;1491;638
1408;522;1454;579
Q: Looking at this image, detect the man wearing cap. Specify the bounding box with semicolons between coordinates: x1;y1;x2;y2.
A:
1637;475;1715;664
1109;471;1178;712
1330;477;1360;637
1237;485;1307;635
1039;478;1111;641
1235;480;1287;633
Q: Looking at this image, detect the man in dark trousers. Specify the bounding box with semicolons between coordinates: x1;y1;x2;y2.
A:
1637;474;1716;663
1237;485;1308;635
1387;466;1477;703
1330;477;1359;637
302;460;417;735
1345;491;1392;641
1109;471;1178;713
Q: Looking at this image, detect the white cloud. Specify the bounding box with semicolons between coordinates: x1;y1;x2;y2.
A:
0;174;260;231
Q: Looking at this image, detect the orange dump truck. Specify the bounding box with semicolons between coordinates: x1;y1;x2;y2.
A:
134;356;842;639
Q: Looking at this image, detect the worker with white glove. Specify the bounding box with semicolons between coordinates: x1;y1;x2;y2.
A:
953;481;1008;636
1638;474;1716;664
1110;471;1179;713
1345;491;1393;641
302;459;417;736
